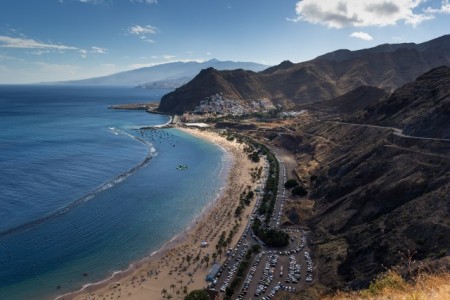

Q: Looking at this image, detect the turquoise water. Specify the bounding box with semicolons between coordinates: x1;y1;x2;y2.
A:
0;86;228;300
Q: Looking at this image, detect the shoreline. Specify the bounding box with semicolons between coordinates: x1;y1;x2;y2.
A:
58;127;264;300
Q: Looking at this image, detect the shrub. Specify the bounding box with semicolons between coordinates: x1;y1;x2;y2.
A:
292;185;308;197
284;179;299;189
252;218;289;247
185;289;209;300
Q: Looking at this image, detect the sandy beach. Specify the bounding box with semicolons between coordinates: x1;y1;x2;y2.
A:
59;127;265;300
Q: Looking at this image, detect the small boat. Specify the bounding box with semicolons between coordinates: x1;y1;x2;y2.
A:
176;164;188;170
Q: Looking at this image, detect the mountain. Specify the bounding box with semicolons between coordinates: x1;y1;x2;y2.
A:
352;66;450;139
158;68;266;114
300;85;388;115
265;66;450;293
158;34;450;114
51;59;268;87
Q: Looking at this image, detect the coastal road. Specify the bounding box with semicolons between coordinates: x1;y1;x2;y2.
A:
328;121;450;142
269;147;287;229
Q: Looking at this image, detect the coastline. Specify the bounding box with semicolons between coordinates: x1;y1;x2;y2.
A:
58;127;264;300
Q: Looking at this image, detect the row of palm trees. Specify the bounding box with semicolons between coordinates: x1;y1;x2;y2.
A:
161;280;189;299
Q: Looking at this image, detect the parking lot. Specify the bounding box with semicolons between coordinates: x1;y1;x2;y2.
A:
235;230;314;300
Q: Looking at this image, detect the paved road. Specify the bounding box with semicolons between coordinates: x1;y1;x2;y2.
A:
270;148;287;229
329;121;450;142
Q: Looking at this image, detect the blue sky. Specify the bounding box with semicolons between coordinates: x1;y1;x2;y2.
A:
0;0;449;83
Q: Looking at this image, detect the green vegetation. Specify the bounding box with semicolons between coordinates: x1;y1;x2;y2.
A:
292;185;308;197
256;145;279;224
366;271;407;296
184;289;209;300
252;218;289;247
436;249;447;258
249;151;260;162
235;188;255;217
284;179;299;189
215;225;240;259
287;209;300;224
266;132;278;141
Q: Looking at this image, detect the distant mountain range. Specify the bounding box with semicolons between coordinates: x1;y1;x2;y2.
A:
50;59;268;87
158;34;450;114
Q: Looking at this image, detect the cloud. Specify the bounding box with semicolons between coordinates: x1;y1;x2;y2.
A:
0;54;16;60
350;31;373;41
74;0;112;5
80;46;107;58
78;0;108;4
424;0;450;14
129;0;158;4
139;36;155;43
128;25;158;35
0;36;78;50
0;34;107;58
292;0;434;28
80;49;88;58
31;49;52;55
127;25;158;43
91;46;107;54
61;0;157;4
163;55;176;60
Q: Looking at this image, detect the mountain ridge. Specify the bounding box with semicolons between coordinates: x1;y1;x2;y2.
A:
47;59;268;87
158;34;450;114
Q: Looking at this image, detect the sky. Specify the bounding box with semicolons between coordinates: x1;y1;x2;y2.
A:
0;0;449;84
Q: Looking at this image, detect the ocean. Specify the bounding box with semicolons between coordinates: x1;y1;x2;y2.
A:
0;85;229;300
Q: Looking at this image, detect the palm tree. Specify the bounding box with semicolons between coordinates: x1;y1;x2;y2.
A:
226;237;232;248
204;255;210;267
218;248;222;260
212;253;217;263
166;293;173;300
161;288;168;299
183;285;188;297
175;289;180;298
170;283;176;292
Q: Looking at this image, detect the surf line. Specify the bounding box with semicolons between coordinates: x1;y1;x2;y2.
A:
0;128;156;238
